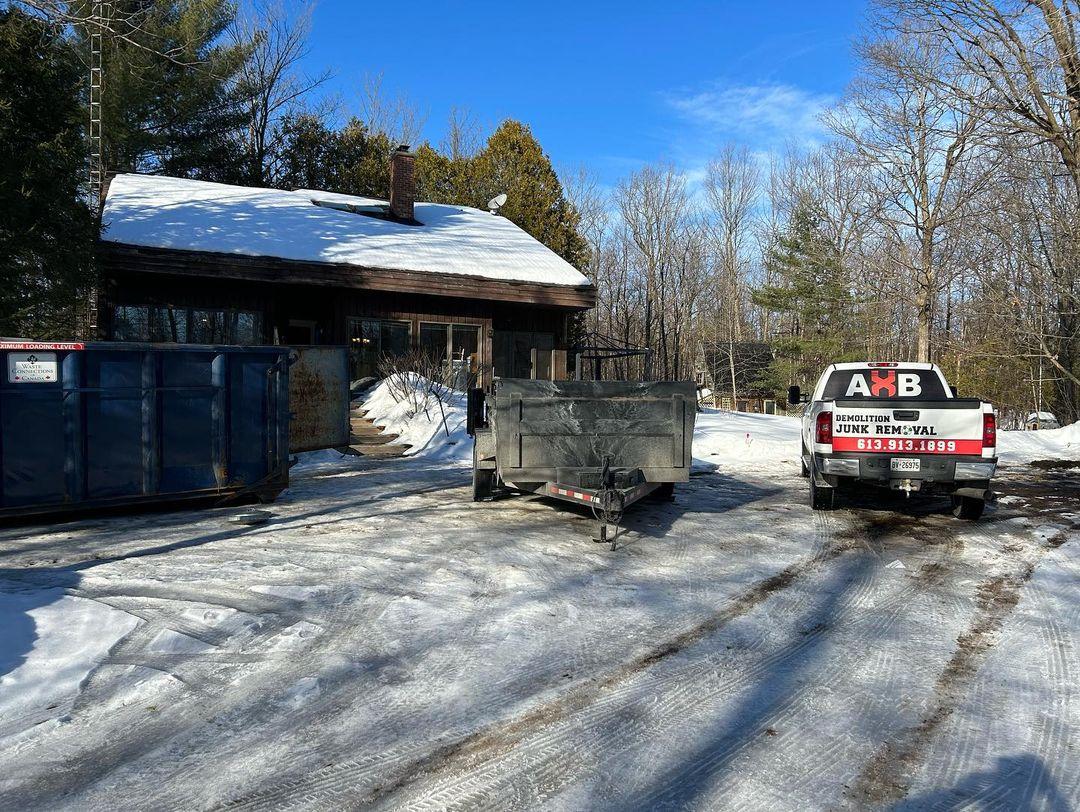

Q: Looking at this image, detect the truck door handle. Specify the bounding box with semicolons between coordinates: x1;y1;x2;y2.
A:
893;410;919;421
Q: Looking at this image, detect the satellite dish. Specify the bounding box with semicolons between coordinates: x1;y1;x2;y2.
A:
487;193;507;213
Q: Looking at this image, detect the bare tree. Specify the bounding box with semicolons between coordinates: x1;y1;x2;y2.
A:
826;30;994;361
359;72;428;146
889;0;1080;406
615;165;693;378
440;107;483;160
703;145;760;402
232;0;331;184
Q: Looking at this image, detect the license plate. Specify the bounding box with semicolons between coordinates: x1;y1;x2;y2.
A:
890;457;921;472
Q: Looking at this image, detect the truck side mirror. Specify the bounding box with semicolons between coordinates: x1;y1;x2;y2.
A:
787;385;801;406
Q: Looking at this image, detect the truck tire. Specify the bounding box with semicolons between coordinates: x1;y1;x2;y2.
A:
473;468;495;502
810;470;835;511
952;495;984;520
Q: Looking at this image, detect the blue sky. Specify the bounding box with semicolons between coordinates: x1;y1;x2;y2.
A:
301;1;867;187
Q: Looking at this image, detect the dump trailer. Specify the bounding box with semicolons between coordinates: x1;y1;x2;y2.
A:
468;379;697;543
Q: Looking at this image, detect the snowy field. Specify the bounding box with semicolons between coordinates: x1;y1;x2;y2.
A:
1;396;1078;810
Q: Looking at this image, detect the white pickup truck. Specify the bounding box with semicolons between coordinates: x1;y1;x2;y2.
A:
790;362;997;519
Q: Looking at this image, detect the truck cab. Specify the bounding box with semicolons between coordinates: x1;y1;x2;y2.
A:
791;362;997;518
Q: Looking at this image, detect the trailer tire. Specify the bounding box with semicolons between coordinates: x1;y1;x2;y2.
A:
473;468;495;502
951;495;984;520
810;468;835;511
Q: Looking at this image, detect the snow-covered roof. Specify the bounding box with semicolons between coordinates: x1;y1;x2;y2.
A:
1027;411;1058;422
100;173;591;288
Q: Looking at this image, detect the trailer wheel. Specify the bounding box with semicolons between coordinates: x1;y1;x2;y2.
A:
951;495;984;520
473;468;496;502
810;469;835;511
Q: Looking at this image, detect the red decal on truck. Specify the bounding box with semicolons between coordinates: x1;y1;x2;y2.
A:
832;437;983;454
869;370;896;397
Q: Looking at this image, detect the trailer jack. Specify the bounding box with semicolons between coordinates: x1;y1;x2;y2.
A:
591;459;626;550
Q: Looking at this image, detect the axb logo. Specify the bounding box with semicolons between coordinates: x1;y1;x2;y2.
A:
845;371;922;398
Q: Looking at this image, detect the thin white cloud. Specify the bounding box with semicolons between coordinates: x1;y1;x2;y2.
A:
667;81;836;149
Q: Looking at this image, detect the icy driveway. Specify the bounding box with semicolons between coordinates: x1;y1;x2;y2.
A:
0;458;1077;810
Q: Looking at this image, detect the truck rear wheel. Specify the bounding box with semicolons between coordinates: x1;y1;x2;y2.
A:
810;471;835;511
952;495;984;520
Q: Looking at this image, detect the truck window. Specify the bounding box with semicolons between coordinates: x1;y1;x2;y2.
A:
821;368;948;400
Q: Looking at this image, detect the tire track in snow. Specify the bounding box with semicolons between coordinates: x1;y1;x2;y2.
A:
366;507;981;811
218;519;848;811
843;525;1075;808
268;509;880;811
898;526;1079;810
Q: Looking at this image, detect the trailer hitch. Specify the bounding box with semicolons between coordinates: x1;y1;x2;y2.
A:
592;457;625;550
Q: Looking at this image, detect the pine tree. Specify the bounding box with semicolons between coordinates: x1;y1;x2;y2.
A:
753;205;856;389
272;114;392;197
0;8;94;338
413;120;588;269
473;121;589;269
74;0;250;180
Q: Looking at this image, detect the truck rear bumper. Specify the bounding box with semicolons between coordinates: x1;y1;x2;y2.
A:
817;452;996;494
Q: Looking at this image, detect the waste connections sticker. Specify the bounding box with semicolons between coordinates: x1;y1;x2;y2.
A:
7;352;58;383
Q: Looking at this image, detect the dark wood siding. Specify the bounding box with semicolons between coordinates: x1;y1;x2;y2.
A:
104;269;577;385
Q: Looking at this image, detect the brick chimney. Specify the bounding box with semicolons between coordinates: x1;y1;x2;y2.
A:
389;145;416;222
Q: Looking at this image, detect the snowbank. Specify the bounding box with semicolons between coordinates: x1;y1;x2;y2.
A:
0;590;139;732
362;376;471;464
692;409;802;474
691;410;1080;471
997;421;1080;466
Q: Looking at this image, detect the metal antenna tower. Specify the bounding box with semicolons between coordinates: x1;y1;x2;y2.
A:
88;1;106;208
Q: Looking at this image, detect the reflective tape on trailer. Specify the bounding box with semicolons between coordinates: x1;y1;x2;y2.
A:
549;485;598;503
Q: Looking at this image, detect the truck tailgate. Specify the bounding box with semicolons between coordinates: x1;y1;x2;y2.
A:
830;399;992;457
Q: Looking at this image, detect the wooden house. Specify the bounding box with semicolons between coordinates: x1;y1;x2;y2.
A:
96;148;596;386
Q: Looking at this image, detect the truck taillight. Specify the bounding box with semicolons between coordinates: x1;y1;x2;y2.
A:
816;411;833;445
868;362;899;368
983;413;996;448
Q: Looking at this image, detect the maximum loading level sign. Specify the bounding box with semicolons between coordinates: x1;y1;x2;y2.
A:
7;351;58;383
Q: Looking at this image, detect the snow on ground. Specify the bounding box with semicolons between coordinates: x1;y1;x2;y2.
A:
0;405;1078;809
692;408;802;473
355;382;1080;473
0;589;139;738
101;174;591;287
997;421;1080;465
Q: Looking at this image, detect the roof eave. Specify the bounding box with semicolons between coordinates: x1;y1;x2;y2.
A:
97;241;596;310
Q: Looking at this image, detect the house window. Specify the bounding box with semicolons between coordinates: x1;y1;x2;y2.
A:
190;309;226;344
113;305;150;342
110;305;262;344
419;323;481;389
494;331;554;380
349;318;410;380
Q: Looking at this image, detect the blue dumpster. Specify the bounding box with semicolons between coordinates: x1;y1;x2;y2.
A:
0;341;290;520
